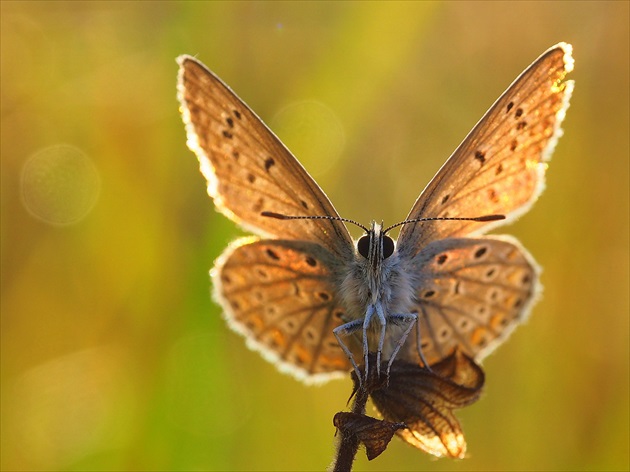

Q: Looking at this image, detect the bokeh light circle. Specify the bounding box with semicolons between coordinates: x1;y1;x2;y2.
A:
21;144;100;226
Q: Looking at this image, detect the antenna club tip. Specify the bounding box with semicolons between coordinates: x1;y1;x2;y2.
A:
478;214;506;221
261;211;286;219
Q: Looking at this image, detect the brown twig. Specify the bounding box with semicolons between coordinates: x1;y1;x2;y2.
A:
331;378;370;472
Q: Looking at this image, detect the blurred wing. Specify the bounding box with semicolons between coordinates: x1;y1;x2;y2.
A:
213;237;352;383
370;350;484;458
177;55;353;257
400;236;538;365
398;43;574;253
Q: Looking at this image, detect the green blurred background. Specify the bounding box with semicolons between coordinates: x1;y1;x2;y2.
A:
2;1;628;471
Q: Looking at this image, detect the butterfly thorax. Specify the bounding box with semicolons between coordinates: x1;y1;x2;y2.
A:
338;222;417;336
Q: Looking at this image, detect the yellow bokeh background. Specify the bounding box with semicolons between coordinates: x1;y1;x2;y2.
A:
2;2;628;471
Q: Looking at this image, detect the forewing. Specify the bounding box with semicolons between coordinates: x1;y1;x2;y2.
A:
400;236;538;365
213;237;352;383
178;56;353;257
398;43;573;253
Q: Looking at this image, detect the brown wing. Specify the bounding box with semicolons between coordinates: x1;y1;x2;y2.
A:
398;43;573;254
400;236;538;366
178;56;353;258
213;237;352;382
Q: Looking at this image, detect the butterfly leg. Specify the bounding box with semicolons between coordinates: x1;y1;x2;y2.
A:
384;312;417;379
362;304;377;382
333;318;365;385
414;310;432;370
373;303;387;379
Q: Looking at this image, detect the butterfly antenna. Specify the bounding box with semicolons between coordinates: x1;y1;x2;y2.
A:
261;211;369;233
383;214;505;233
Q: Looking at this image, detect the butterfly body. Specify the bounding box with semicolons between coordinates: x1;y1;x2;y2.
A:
338;224;405;324
335;222;422;376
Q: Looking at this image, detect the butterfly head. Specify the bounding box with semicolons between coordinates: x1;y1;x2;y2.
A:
357;222;395;270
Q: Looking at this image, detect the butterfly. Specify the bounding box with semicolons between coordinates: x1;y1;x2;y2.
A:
177;43;573;386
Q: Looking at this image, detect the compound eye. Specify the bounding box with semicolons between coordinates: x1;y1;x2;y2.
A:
383;236;395;259
357;235;370;258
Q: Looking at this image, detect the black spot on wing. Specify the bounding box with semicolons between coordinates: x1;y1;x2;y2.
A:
474;246;487;259
266;248;280;260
